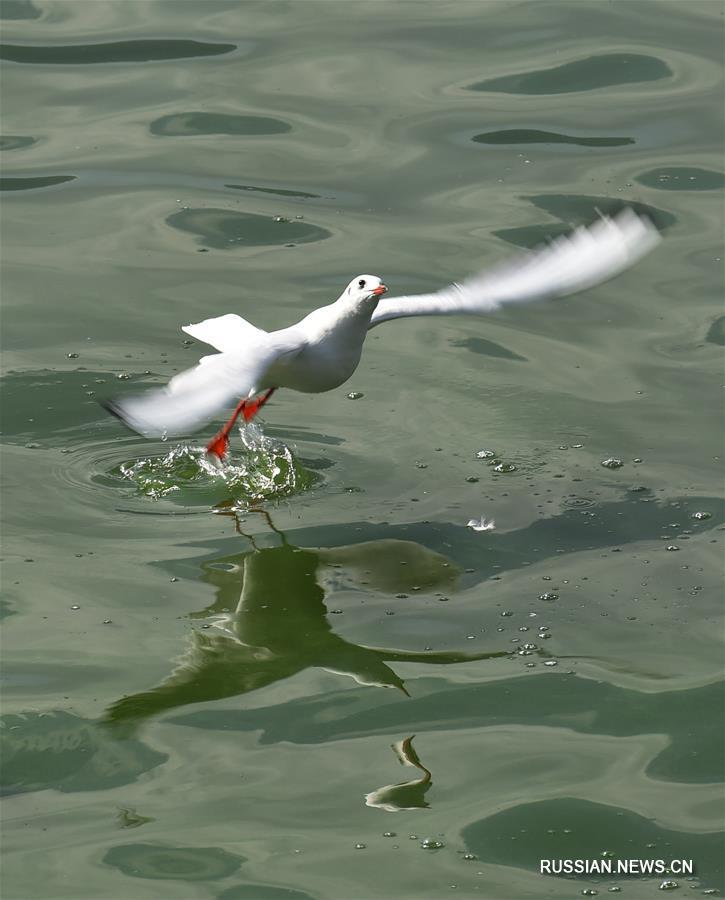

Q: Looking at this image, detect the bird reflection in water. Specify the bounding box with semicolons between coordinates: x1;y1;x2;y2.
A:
365;735;432;812
104;508;509;730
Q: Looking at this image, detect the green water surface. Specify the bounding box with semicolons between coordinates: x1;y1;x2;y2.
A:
1;2;723;899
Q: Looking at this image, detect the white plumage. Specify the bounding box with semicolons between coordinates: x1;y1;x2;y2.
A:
104;210;661;454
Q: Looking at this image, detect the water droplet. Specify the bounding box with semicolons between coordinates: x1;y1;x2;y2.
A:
465;475;479;483
582;892;598;897
102;619;112;624
415;461;428;469
25;442;41;449
659;881;679;891
476;449;495;459
116;372;130;380
692;511;711;520
608;889;622;894
355;843;366;850
66;352;79;359
539;592;559;601
273;215;290;223
666;545;680;551
492;462;516;473
500;610;513;617
420;839;444;849
438;596;450;602
601;457;624;469
347;391;364;400
70;605;80;610
383;832;396;838
462;853;477;860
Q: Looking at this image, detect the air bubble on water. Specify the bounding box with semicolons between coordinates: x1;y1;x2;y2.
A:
415;462;428;469
465;475;479;483
544;660;558;667
601;458;623;469
501;610;513;617
666;545;680;551
273;215;290;223
581;892;598;897
493;462;517;473
476;449;495;459
355;843;366;850
692;511;711;520
383;832;396;838
462;853;477;860
659;881;679;891
347;391;364;400
539;592;559;601
67;352;79;359
70;605;80;610
116;372;130;380
420;839;444;849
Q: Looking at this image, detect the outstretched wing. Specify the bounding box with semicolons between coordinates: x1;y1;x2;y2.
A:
369;209;660;328
181;313;266;352
104;334;303;438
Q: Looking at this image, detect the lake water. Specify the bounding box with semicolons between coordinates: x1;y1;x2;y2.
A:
1;2;723;898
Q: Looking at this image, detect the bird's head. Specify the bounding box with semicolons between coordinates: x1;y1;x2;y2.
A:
344;274;387;306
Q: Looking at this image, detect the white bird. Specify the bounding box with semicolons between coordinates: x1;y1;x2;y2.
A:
103;209;660;461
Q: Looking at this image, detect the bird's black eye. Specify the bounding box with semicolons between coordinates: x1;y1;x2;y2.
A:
358;279;366;289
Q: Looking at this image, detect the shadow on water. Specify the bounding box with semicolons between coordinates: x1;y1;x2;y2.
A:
0;709;167;796
462;798;724;893
0;135;38;151
467;52;672;94
166;207;331;250
103;513;510;731
493;194;676;248
472;129;635;148
0;40;238;65
0;174;75;191
150;112;291;137
0;0;41;20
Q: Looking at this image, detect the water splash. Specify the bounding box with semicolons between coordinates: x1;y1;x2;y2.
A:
114;423;317;505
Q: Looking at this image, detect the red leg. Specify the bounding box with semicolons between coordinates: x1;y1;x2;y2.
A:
205;389;276;460
242;388;276;422
205;397;248;460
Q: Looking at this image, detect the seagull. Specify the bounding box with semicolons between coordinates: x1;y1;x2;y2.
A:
103;209;660;460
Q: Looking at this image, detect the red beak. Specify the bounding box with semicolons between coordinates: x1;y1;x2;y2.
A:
372;284;387;296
